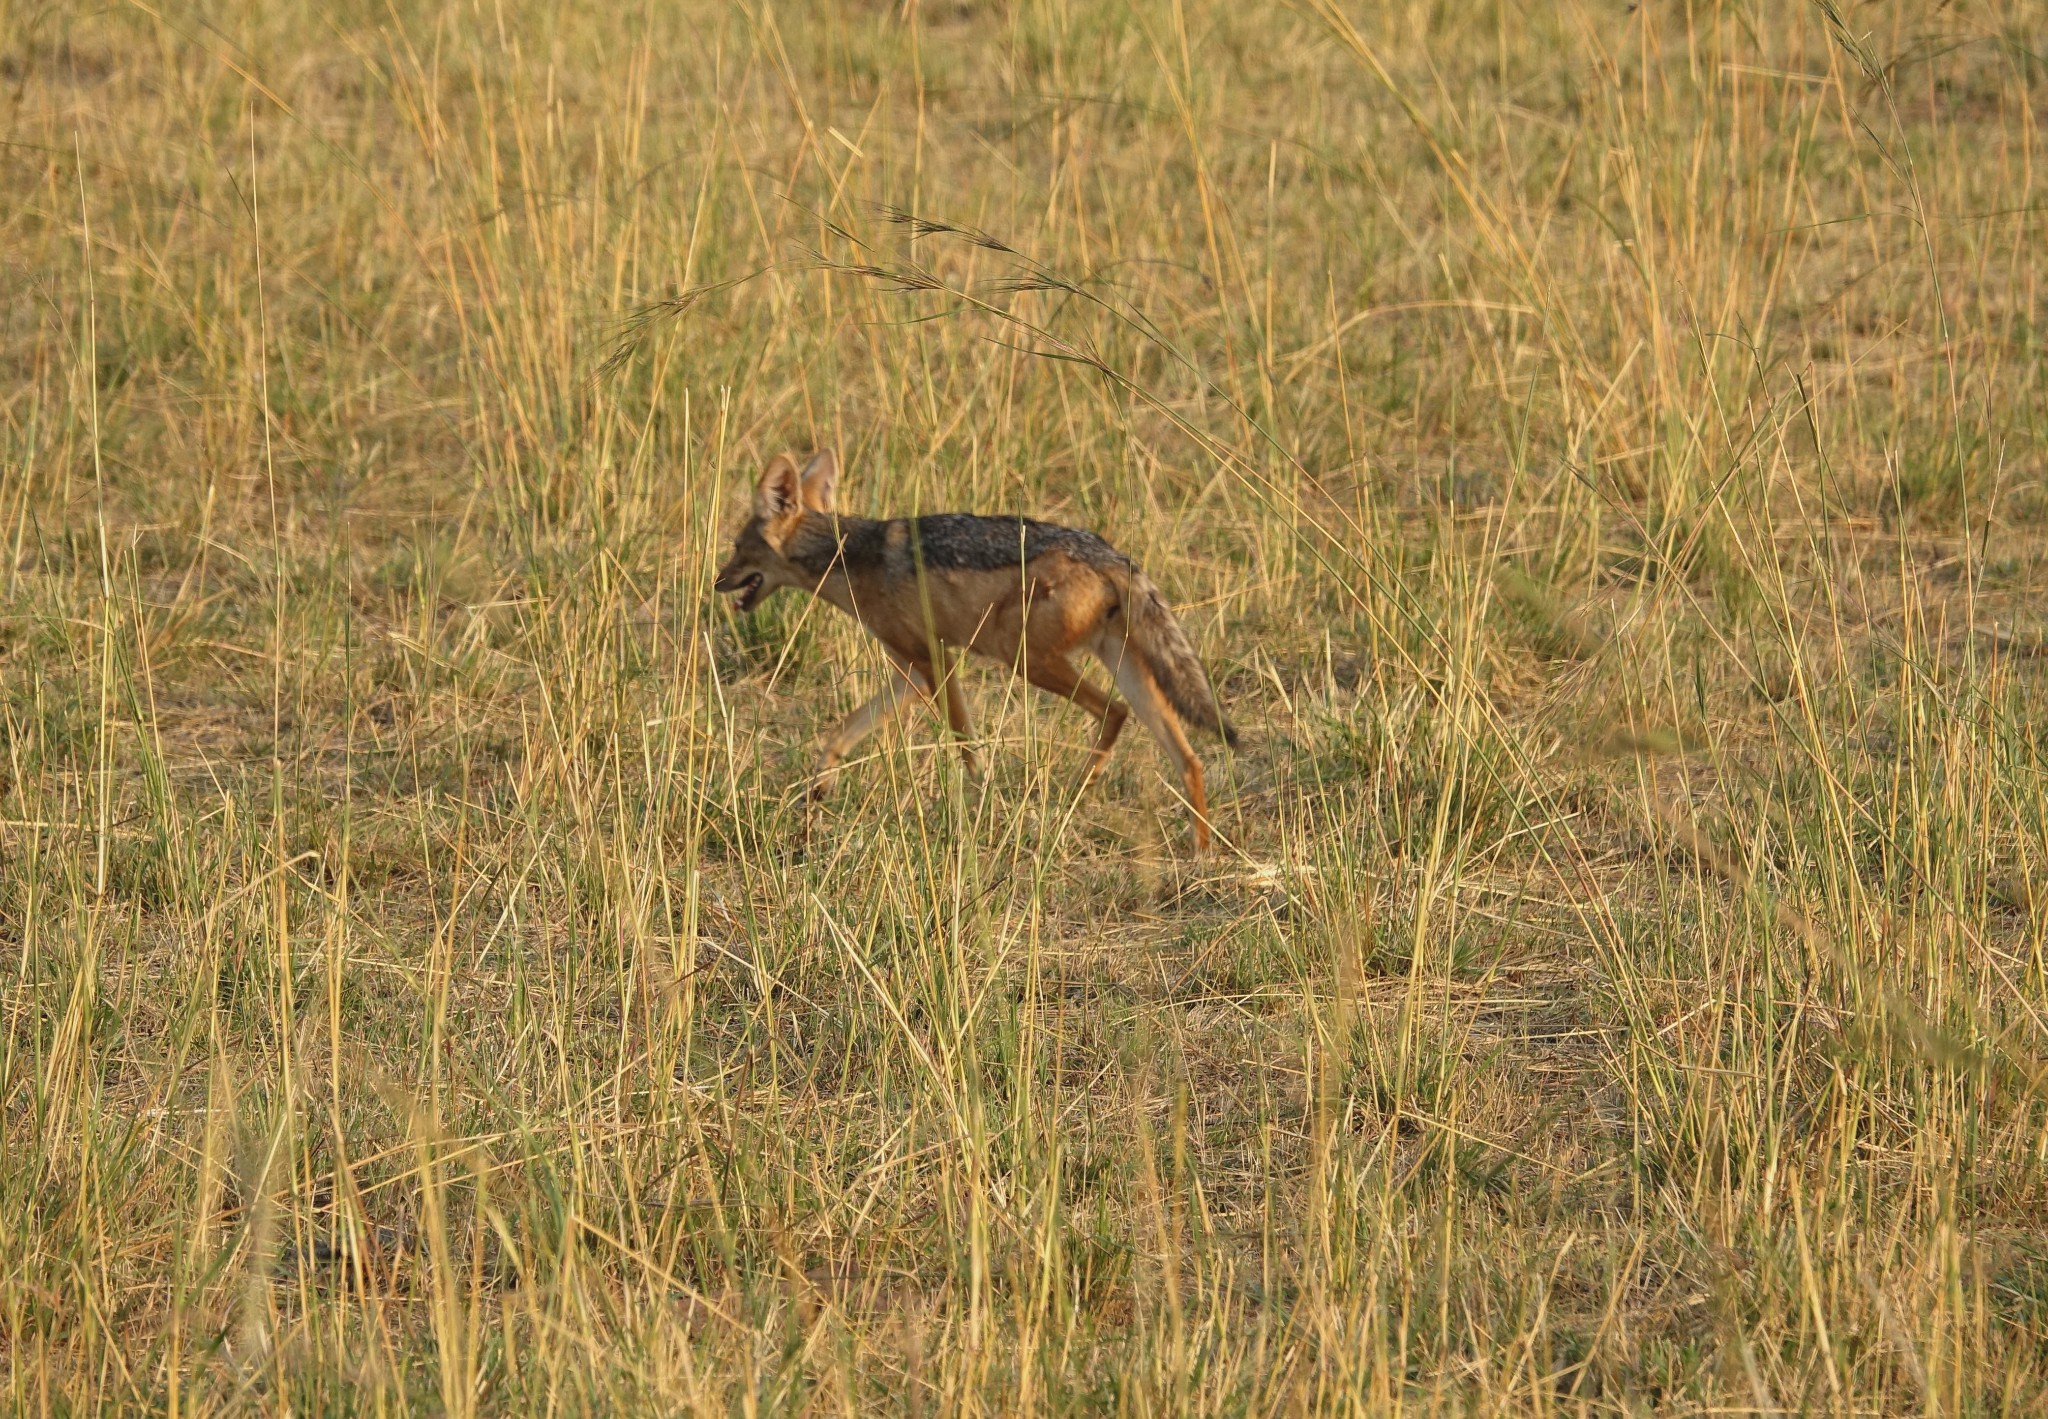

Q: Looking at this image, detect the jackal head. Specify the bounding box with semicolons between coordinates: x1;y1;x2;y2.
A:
713;449;839;613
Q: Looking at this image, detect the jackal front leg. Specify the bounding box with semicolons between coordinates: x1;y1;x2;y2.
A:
813;659;927;799
933;650;981;778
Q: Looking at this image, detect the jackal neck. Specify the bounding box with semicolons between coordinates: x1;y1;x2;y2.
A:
782;514;885;580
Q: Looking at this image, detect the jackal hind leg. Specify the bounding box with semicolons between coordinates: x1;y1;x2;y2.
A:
1023;653;1129;788
1099;650;1211;853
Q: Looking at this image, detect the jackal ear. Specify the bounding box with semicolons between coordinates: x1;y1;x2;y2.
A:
753;454;805;526
798;448;839;513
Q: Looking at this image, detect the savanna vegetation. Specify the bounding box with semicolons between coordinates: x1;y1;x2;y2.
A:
5;0;2048;1411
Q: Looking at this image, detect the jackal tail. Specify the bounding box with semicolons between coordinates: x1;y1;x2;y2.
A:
1121;574;1239;748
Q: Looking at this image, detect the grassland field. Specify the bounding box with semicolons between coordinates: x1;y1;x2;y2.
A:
5;0;2048;1412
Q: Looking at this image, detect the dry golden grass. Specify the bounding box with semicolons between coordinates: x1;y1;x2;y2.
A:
5;0;2048;1411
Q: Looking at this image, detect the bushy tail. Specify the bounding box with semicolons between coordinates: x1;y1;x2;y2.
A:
1122;574;1239;747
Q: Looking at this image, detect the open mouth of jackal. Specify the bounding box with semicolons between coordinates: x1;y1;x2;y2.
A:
722;571;765;613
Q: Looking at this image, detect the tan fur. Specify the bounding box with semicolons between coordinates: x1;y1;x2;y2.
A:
713;450;1229;851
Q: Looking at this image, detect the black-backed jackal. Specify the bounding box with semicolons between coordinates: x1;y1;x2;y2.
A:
713;450;1237;850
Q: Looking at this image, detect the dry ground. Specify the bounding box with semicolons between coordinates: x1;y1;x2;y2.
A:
5;0;2048;1412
